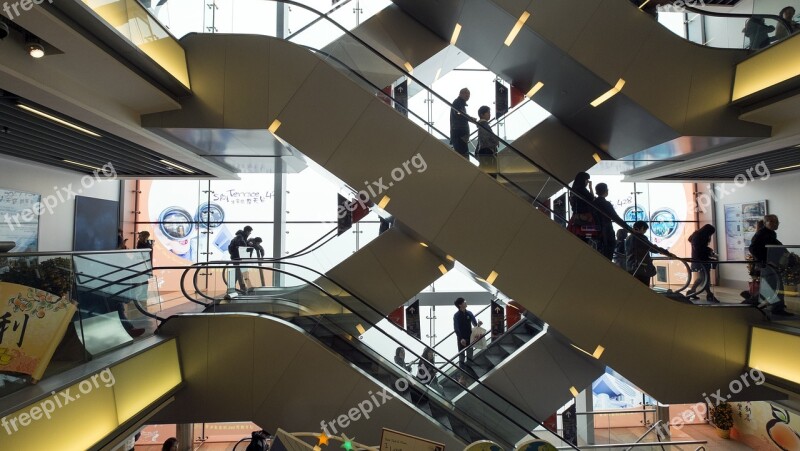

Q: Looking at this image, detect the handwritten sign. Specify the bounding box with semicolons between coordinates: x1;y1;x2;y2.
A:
380;428;444;451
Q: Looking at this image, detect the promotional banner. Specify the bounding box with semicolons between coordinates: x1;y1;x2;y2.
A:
137;177;276;292
724;201;767;261
0;188;41;252
394;80;409;117
731;401;800;450
388;306;404;329
510;85;525;109
506;302;521;329
495;81;509;118
490;300;504;338
405;299;420;339
0;282;76;381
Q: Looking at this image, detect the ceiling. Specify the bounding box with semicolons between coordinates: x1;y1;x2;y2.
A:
654;144;800;180
0;92;209;176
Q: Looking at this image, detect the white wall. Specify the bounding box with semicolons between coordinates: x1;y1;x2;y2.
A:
0;156;120;251
714;170;800;285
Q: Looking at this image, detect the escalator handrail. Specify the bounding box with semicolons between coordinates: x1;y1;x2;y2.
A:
683;4;791;29
168;261;579;449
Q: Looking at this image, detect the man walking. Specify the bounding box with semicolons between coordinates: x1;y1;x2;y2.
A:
453;297;481;366
592;183;629;261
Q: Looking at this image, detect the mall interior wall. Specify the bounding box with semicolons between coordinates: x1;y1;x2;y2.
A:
0;156;120;251
714;170;800;286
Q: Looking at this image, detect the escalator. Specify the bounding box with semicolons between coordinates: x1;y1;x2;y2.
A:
141;8;777;404
154;262;585;449
391;0;772;158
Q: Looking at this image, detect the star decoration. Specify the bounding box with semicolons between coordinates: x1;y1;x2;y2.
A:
340;434;354;451
317;432;329;446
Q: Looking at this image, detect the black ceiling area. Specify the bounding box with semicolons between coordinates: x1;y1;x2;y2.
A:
0;91;208;176
655;145;800;180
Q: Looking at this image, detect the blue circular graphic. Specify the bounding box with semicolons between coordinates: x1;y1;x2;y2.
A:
196;202;225;229
650;208;679;239
158;206;194;240
624;206;648;226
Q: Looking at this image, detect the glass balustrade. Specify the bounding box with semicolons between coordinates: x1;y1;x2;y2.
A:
0;250;157;399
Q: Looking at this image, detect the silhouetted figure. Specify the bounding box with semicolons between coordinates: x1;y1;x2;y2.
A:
450;88;473;158
686;224;718;302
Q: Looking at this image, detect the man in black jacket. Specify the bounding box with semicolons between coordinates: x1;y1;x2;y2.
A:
450;88;473;158
592;183;630;261
229;225;253;292
749;215;792;316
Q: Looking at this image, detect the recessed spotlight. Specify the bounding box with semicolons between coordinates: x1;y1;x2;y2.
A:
26;39;44;58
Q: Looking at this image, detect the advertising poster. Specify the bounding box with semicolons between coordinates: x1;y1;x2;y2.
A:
137;177;276;295
0;282;77;381
724;201;767;261
0;188;41;252
732;401;800;450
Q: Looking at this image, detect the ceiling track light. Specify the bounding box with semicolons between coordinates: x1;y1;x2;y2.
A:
17;103;101;137
159;159;195;174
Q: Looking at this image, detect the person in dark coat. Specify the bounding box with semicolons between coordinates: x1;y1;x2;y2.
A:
749;215;792;316
626;221;672;286
453;297;481;366
450;88;473;158
569;172;595;242
686;224;718;302
614;229;629;269
592;183;628;260
229;226;252;292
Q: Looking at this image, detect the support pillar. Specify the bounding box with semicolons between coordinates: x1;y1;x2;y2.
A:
177;423;194;451
576;387;594;445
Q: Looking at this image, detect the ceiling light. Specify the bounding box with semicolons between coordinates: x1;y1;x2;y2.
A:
438;264;448;275
17;104;101;137
450;23;462;45
504;11;530;46
569;386;580;397
526;81;544;98
593;345;605;359
638;0;652;9
355;324;366;335
268;119;281;133
403;62;414;74
486;270;499;284
593;153;602;163
590;78;626;107
26;40;44;59
420;242;429;248
378;195;390;209
446;255;455;262
159;159;195;174
774;163;800;172
63;160;102;171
